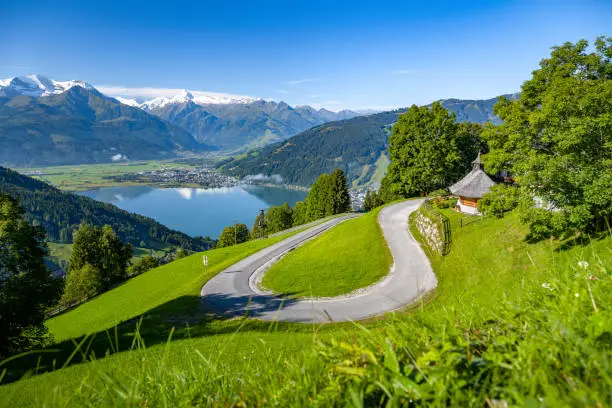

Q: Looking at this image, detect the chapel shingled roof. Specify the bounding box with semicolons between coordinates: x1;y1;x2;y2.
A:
448;152;496;199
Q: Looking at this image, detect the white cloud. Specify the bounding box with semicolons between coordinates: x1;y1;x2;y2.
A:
243;174;283;183
287;78;318;85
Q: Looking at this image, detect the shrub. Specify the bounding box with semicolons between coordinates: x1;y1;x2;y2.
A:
128;256;159;277
61;263;101;305
479;184;520;218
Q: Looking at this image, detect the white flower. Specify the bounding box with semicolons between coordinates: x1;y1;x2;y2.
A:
578;261;589;270
541;282;553;291
574;293;579;298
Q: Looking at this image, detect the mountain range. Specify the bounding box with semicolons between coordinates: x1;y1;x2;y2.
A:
131;90;360;149
218;95;514;188
0;75;362;166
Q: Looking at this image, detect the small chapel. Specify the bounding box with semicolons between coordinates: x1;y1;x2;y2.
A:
449;152;496;214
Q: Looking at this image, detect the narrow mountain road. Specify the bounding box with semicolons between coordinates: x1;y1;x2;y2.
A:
200;199;437;323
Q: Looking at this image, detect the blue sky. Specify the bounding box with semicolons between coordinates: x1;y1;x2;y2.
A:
1;0;610;110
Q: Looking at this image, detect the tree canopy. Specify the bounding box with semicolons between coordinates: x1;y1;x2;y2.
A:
381;102;483;198
64;224;132;303
0;194;59;357
306;169;351;221
217;223;250;248
482;36;612;239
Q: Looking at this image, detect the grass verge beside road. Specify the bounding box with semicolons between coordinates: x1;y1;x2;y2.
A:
261;207;391;297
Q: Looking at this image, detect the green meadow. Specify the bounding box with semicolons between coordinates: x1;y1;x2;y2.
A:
262;207;391;297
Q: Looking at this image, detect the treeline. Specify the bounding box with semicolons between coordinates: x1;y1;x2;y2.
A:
217;169;351;247
0;167;215;251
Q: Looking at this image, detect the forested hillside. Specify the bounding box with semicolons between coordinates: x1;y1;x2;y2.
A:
218;109;406;186
217;95;512;187
0;167;213;251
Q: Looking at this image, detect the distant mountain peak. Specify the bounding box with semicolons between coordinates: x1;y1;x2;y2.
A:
138;88;260;110
0;74;94;98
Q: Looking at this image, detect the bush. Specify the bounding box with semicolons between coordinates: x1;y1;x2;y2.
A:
217;223;250;248
61;263;101;305
128;256;159;277
479;184;520;218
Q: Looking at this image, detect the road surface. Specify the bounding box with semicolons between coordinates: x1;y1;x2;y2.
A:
200;199;437;323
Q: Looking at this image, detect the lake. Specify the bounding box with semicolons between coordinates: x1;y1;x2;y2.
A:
79;185;307;239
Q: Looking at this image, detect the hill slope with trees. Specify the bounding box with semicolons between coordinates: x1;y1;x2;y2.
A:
0;167;213;251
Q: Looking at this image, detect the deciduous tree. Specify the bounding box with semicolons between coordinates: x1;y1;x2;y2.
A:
217;223;250;248
482;36;612;239
382;102;482;198
0;194;59;357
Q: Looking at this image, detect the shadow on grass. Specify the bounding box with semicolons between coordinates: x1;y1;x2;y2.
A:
1;293;302;386
552;230;610;252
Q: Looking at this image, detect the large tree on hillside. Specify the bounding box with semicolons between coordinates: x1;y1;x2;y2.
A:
305;169;351;221
265;203;293;234
331;169;351;214
482;36;612;240
0;194;59;357
66;224;132;295
382;102;483;198
306;173;334;221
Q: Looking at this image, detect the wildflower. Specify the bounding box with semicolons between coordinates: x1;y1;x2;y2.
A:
578;260;589;270
574;293;579;298
541;282;553;291
587;275;598;281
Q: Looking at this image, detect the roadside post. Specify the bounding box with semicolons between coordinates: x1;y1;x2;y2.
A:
203;255;208;275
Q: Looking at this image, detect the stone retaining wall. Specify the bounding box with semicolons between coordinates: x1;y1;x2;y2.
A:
414;211;444;254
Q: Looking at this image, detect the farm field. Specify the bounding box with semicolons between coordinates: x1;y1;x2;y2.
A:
16;159;205;191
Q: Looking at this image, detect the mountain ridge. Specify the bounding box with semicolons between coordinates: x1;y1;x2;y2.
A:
1;74;363;153
0;85;210;167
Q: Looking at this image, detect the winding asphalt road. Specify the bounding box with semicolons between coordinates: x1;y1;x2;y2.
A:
200;199;437;323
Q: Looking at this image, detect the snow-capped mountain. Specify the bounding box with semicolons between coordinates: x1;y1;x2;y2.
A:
0;74;93;98
0;74;362;151
139;89;260;110
113;96;141;107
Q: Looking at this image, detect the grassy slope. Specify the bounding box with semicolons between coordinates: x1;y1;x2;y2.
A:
414;209;609;320
261;208;391;297
1;203;610;406
47;231;300;342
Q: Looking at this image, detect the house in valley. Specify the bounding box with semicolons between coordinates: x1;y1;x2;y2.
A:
449;152;496;214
